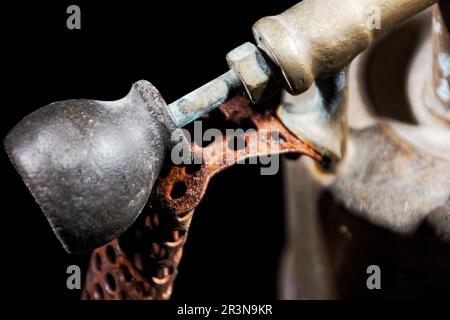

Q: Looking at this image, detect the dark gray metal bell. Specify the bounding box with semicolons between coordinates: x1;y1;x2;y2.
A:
4;80;179;253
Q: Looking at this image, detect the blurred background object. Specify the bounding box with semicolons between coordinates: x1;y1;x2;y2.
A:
280;4;450;299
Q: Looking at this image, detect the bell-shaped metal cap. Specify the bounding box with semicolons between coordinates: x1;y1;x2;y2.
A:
4;81;177;253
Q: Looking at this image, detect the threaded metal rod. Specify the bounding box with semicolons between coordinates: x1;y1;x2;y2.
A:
167;70;243;127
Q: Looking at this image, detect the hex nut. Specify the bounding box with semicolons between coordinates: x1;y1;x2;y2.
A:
226;42;274;103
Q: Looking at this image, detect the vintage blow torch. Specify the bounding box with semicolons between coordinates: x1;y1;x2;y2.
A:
4;0;437;253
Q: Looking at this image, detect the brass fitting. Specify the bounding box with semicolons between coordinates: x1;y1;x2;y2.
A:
253;0;437;95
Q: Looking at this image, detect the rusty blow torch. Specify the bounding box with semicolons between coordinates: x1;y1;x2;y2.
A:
4;0;438;253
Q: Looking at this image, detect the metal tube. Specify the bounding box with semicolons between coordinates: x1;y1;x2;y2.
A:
167;70;243;127
253;0;438;95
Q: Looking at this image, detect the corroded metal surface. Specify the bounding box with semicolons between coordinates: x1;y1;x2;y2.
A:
82;95;321;300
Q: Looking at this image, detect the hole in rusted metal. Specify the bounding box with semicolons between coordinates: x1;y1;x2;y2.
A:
105;273;116;292
156;267;164;279
163;266;170;277
144;214;153;230
95;253;102;272
106;245;116;264
94;283;104;299
152;212;160;229
152;266;173;285
134;252;144;271
170;181;187;199
151;242;160;256
159;247;167;259
120;265;132;282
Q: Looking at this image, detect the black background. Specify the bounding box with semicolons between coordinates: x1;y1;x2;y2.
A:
1;0;299;301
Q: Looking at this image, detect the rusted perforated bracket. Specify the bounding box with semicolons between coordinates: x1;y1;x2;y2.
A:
81;95;321;300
